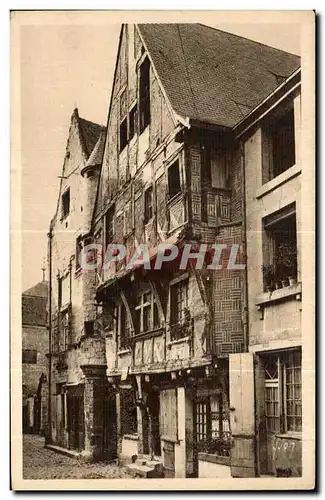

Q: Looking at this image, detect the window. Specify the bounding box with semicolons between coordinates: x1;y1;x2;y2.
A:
120;388;137;435
60;309;70;350
58;273;71;308
134;291;159;334
105;207;115;249
167;160;181;199
170;278;188;325
195;394;231;456
139;57;150;133
22;349;37;364
119;117;128;152
119;304;131;349
129;104;137;140
144;186;153;223
58;277;62;309
76;237;82;270
264;350;302;433
84;320;94;337
263;204;297;289
61;188;70;219
262;106;295;183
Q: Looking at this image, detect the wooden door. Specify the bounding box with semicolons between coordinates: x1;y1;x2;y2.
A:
160;389;177;478
162;441;175;478
229;353;256;477
103;392;117;461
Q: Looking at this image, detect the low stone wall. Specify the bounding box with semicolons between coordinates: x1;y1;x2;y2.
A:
198;453;231;478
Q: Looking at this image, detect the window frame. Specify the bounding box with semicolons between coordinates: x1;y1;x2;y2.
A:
144;185;153;224
262;103;296;184
195;393;231;456
22;349;37;364
61;188;70;220
139;57;150;134
167;160;182;200
263;350;302;435
129;103;137;141
60;306;70;351
134;290;159;335
75;237;83;271
119;116;128;152
262;204;297;289
118;303;131;350
170;277;189;327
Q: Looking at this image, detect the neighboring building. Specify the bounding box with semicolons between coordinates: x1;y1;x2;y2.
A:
22;278;48;434
48;109;108;457
240;69;302;477
89;23;300;478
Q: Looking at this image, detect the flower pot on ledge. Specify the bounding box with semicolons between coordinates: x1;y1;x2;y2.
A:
288;276;297;286
281;278;289;288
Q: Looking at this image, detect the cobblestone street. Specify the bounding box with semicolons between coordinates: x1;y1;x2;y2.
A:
23;435;135;480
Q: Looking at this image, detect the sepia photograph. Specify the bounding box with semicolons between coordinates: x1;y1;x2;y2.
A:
10;10;315;490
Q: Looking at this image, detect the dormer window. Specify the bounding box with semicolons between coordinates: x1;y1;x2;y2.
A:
61;188;70;219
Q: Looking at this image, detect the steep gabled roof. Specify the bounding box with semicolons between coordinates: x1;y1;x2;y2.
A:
23;280;48;298
22;280;48;327
70;109;104;160
138;23;300;128
50;110;104;230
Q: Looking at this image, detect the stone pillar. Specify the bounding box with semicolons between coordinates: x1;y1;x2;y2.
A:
116;391;123;462
81;364;107;462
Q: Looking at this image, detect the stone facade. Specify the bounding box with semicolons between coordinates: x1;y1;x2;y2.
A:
239;81;302;477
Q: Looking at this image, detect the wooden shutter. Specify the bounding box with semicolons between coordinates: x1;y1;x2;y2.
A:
229;352;256;477
159;389;178;442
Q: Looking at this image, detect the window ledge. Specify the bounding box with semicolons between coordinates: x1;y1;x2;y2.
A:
256;283;301;308
117;348;132;356
276;432;302;441
167;336;190;347
130;328;164;342
256;164;301;199
167;192;183;207
123;434;139;441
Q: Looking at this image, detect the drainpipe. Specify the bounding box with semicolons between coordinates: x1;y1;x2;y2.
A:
46;225;53;444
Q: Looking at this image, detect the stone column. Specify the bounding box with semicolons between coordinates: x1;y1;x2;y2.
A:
81;364;107;462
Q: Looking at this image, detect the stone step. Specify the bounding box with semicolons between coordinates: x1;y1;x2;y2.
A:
45;444;81;459
126;462;164;478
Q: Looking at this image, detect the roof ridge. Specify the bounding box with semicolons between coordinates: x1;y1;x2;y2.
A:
196;23;300;57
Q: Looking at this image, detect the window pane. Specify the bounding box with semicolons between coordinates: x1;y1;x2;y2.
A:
285;350;302;432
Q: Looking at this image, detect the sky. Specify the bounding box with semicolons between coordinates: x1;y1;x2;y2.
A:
19;14;301;291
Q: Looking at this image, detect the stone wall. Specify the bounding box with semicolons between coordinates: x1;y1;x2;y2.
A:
244;93;302;350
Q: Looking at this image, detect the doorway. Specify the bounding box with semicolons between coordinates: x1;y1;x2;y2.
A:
148;390;161;457
67;385;84;451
